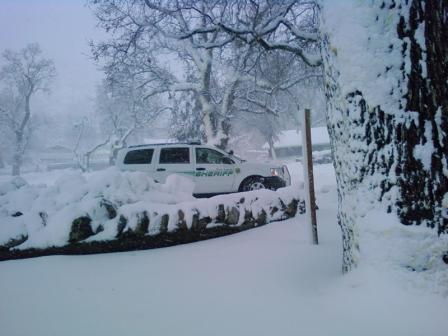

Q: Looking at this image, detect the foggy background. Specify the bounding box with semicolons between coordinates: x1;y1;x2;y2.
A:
0;0;326;174
0;0;102;117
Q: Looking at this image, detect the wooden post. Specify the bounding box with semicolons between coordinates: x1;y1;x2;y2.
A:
301;108;318;244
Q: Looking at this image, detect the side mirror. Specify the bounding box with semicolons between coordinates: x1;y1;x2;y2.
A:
228;150;234;156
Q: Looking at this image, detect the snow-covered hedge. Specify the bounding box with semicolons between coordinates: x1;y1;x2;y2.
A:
0;168;303;260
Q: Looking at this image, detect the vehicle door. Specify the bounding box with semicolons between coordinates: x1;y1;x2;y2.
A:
153;146;195;183
193;147;236;194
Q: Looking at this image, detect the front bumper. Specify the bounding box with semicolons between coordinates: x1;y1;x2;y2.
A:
263;176;288;190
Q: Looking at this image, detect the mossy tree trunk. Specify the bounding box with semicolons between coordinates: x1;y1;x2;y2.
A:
395;0;447;233
320;0;447;272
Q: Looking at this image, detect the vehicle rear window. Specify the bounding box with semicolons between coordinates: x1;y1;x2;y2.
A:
159;147;190;164
123;149;154;164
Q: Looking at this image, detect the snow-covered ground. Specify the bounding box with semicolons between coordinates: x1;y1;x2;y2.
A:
0;164;447;336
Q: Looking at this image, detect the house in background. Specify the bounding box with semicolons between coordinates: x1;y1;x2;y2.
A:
39;145;110;171
262;127;332;163
39;145;74;170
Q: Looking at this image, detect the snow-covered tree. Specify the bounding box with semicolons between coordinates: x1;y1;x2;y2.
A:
95;72;166;164
68;116;109;172
240;49;322;157
169;91;204;142
90;0;230;147
90;0;317;149
0;89;16;168
0;43;56;176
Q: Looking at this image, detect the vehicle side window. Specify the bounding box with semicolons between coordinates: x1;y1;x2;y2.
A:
124;149;154;164
159;147;190;164
196;148;227;164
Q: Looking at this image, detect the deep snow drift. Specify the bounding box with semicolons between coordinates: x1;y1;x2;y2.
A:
0;163;447;336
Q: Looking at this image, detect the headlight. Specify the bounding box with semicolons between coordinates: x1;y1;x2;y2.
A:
270;167;283;177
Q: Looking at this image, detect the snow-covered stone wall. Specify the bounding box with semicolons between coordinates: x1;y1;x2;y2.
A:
0;168;303;260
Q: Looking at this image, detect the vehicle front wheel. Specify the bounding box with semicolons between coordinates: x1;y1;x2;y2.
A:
239;176;267;192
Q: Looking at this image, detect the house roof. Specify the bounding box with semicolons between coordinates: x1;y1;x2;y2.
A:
262;127;330;149
44;145;72;153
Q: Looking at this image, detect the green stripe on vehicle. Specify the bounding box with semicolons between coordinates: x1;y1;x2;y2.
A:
178;169;234;177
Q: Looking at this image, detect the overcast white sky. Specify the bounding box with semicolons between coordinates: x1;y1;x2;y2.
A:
0;0;105;117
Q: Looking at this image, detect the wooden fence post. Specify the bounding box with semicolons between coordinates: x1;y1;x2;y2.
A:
301;108;318;244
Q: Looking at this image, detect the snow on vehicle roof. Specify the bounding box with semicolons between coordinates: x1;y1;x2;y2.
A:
142;138;177;144
262;127;330;149
129;141;201;148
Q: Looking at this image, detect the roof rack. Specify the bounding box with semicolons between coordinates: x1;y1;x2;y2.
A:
128;141;201;148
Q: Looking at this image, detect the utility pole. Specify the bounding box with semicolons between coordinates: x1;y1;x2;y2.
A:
301;108;318;244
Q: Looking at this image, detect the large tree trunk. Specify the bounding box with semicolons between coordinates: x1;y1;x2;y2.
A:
395;0;448;233
109;144;120;166
320;0;447;272
320;34;361;272
12;131;23;176
12;94;31;176
266;135;277;160
199;49;231;150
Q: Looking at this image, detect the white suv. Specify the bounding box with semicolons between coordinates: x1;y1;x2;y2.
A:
116;142;291;196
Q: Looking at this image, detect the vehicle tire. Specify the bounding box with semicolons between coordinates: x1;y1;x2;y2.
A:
239;176;267;192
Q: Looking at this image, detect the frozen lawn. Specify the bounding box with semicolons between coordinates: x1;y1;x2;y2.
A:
0;164;447;336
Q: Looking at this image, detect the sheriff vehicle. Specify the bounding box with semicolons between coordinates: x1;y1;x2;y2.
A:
116;142;291;196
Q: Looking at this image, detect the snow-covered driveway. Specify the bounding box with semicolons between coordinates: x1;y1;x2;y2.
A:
0;164;447;336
